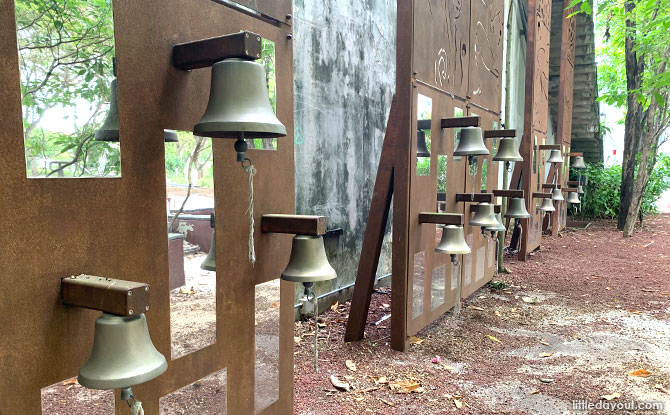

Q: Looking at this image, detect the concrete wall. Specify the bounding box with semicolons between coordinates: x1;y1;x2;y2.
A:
293;0;396;303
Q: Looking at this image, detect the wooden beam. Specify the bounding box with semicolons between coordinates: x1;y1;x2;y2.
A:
172;31;262;70
455;193;494;203
542;183;558;189
418;212;464;225
62;275;150;317
532;192;553;199
484;129;516;138
538;144;561;150
441;116;481;129
569;152;583;156
563;188;579;193
261;214;326;236
567;181;581;186
493;189;524;198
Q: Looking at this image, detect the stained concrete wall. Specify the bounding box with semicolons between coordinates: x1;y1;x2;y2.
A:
293;0;396;304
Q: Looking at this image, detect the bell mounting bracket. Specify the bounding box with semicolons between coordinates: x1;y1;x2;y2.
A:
567;181;581;186
492;189;524;198
538;144;562;150
261;214;327;236
569;152;584;157
563;188;579;193
468;205;501;214
532;192;553;199
455;193;494;203
418;212;464;226
172;31;263;70
541;183;560;189
440;116;480;129
483;129;516;138
61;275;151;317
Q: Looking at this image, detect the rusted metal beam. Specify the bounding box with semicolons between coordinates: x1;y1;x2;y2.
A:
567;181;581;186
468;205;501;214
563;188;579;193
532;192;553;199
261;214;327;236
62;275;150;317
492;189;524;198
538;144;561;150
455;193;494;203
483;129;516;138
569;152;583;157
441;116;481;129
172;31;262;70
418;212;464;226
541;183;559;189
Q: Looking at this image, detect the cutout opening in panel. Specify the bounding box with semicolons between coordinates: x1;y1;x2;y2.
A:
412;251;425;319
15;0;120;178
437;155;448;193
41;377;114;415
160;367;228;414
255;279;281;413
416;94;432;176
246;38;278;151
165;131;216;359
453;107;464;161
481;159;488;190
533;135;538;175
431;264;446;311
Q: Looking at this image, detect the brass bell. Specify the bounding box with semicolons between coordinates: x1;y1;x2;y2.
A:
95;78;120;142
417;129;431;158
164;129;179;143
504;197;531;219
547;149;563;163
485;213;507;233
552;188;564;201
493;138;523;162
201;230;216;271
572;156;586;169
435;225;471;255
567;192;581;204
281;235;337;283
78;313;167;390
454;127;489;157
540;198;555;212
194;59;286;139
578;184;584;194
470;202;499;228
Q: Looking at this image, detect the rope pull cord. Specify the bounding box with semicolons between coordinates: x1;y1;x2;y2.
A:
242;157;257;265
121;388;144;415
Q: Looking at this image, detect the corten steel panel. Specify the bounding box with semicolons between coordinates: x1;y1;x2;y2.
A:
467;0;504;114
519;0;552;260
0;0;294;414
216;0;292;26
412;0;471;99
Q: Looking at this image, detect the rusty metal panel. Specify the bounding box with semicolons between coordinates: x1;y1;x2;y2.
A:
0;0;294;413
412;0;471;99
467;0;505;114
532;0;552;135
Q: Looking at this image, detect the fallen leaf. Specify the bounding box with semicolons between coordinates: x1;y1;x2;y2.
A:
330;301;339;311
539;339;550;346
179;287;194;295
353;395;364;402
539;352;553;358
530;390;540;395
605;287;611;291
522;296;539;304
409;336;424;345
431;355;441;364
454;399;463;408
441;364;457;371
345;360;357;372
601;392;621;401
62;378;78;386
330;375;351;392
379;398;394;406
540;378;554;384
294;336;301;344
654;384;668;394
271;301;279;309
357;387;379;394
470;306;485;311
375;376;388;385
495;310;502;317
487;335;502;343
389;379;424;394
629;369;652;378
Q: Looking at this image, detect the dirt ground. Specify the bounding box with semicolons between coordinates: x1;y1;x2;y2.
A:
294;215;670;415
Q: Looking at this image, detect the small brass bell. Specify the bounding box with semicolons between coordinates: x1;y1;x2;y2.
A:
417;130;431;158
552;188;564;201
435;225;471;255
164;129;179;143
194;59;286;162
78;313;167;390
547;149;563;163
505;197;531;219
572;156;586;169
95;78;120;142
540;198;555;212
200;231;216;271
578;184;584;194
454;127;489;157
493;138;523;162
567;192;581;204
281;235;337;283
485;213;507;233
470;202;499;228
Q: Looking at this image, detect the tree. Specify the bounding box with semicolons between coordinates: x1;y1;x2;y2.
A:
15;0;118;177
592;0;670;236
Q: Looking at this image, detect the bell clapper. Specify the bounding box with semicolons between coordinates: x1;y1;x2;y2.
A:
303;282;319;373
121;388;144;415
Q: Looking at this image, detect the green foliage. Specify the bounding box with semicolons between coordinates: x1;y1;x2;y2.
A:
487;280;507;290
165;132;213;189
580;154;670;219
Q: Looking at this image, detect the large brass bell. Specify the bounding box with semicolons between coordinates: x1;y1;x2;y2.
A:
470;202;499;228
567;192;581;204
78;313;167;390
95;78;120;142
281;235;337;283
485;213;507;233
572;156;586;169
540;198;555;212
164;129;179;143
493;138;523;162
552;188;564;201
505;197;531;219
454;127;489;157
194;59;286;139
435;225;471;255
417;129;430;158
200;230;216;271
547;149;563;163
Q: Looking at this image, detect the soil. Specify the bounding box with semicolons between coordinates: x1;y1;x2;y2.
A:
293;215;670;415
